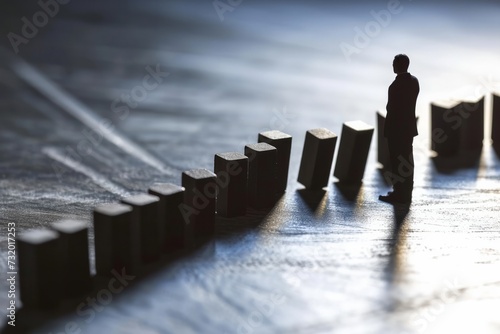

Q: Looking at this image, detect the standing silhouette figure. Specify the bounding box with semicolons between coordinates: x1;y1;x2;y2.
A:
379;54;419;204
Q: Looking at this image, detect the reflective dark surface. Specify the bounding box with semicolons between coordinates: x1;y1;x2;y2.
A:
1;1;500;333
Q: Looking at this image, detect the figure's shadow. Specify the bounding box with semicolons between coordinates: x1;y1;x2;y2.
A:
386;205;410;287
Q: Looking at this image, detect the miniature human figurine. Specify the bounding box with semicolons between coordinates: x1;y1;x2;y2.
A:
379;54;419;204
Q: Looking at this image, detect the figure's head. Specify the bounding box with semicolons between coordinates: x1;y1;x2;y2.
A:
393;54;410;74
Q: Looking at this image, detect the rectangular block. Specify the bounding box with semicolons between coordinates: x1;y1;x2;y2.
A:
93;203;139;276
245;143;278;209
214;152;248;217
492;93;500;147
376;110;391;169
121;194;161;264
148;183;185;252
17;229;62;309
377;111;419;169
334;121;374;184
258;130;292;194
297;128;337;189
182;169;217;238
431;100;461;156
457;97;484;151
51;219;91;297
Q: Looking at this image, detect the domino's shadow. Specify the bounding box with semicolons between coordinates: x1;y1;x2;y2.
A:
0;239;215;334
493;142;500;158
216;195;287;239
296;188;328;214
334;181;363;203
326;181;366;224
1;198;286;333
431;149;482;173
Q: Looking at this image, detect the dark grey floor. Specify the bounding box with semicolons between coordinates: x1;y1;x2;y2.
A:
1;1;500;333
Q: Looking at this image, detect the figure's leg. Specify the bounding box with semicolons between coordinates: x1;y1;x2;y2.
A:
388;138;401;190
379;138;402;202
391;138;414;200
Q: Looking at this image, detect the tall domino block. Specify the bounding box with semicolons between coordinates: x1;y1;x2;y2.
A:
121;194;161;264
377;111;419;169
258;130;292;194
297;128;337;189
431;100;460;156
334;121;374;184
245;143;277;209
214;152;248;217
94;203;139;276
17;229;62;309
376;110;391;169
492;93;500;146
148;183;185;252
457;97;484;150
182;169;217;238
51;220;91;297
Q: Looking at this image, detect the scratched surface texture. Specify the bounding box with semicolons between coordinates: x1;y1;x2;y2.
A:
1;0;500;333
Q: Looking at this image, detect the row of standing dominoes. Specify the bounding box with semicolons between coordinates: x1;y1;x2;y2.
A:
429;93;499;157
377;93;500;169
15;93;500;310
16;121;377;310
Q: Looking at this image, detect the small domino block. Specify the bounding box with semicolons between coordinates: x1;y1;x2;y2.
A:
51;219;91;297
93;203;139;276
334;121;374;184
245;143;277;209
258;130;292;194
457;97;484;151
214;152;248;217
182;169;217;239
17;229;61;309
431;100;461;156
376;110;391;169
148;183;185;252
297;128;337;189
492;93;500;148
121;194;161;264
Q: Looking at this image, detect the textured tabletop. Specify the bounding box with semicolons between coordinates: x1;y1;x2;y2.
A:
1;1;500;333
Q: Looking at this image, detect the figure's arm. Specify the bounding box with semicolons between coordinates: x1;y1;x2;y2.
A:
386;84;394;113
384;84;394;138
